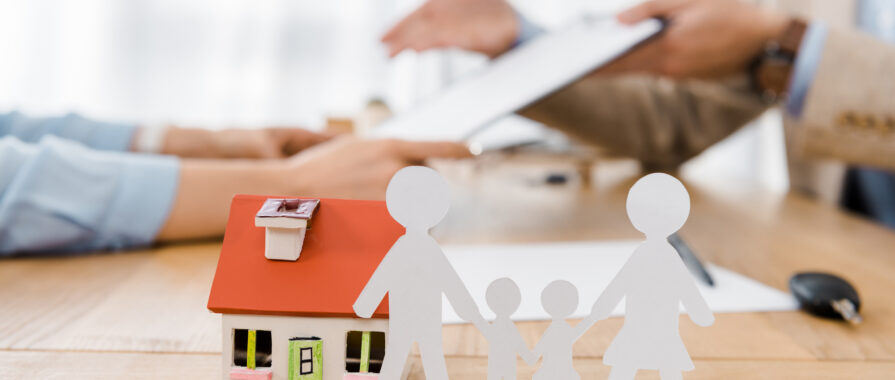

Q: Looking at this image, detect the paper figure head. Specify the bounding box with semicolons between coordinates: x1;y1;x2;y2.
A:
487;277;522;317
386;166;451;231
541;280;578;319
626;173;690;238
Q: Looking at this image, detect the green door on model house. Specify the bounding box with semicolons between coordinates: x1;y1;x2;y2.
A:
289;337;323;380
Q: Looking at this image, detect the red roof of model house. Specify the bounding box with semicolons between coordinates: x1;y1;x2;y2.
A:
207;195;402;318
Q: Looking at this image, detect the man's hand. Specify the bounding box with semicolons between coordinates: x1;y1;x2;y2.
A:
284;137;472;200
156;126;336;159
382;0;518;58
601;0;790;79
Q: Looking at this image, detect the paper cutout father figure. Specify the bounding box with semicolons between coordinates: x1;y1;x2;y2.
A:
354;166;484;380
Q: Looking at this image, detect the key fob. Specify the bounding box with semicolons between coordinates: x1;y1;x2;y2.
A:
789;272;862;323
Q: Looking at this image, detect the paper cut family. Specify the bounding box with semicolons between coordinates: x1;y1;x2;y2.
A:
206;166;713;380
354;167;713;380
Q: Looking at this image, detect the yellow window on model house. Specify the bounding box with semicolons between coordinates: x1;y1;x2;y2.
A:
345;331;385;377
234;329;272;370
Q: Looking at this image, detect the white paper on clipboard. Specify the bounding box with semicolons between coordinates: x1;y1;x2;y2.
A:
370;17;663;142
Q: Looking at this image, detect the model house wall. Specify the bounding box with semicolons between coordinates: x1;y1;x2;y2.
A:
223;314;401;380
210;195;403;380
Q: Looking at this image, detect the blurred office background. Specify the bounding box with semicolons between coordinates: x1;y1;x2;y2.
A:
0;0;788;191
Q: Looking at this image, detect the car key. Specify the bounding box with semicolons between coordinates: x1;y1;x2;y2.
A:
789;272;862;324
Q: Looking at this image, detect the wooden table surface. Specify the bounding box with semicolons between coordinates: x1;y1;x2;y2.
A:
2;162;895;379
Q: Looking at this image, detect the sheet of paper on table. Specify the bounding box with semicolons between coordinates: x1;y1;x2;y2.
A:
440;240;799;324
370;17;663;142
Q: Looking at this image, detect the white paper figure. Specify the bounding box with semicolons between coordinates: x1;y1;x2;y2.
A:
354;166;485;380
590;173;715;380
531;280;599;380
474;278;536;380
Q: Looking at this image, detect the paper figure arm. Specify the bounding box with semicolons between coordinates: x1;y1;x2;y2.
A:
572;312;601;340
674;254;714;326
353;239;402;318
530;328;548;363
437;248;485;325
590;254;636;321
511;324;537;365
473;319;490;336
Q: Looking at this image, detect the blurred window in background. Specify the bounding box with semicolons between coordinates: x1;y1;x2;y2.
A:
0;0;787;191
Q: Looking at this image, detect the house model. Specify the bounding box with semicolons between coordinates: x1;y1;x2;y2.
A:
208;195;408;380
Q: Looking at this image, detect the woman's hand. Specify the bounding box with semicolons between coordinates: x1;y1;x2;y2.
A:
140;126;337;159
284;137;472;200
156;137;471;241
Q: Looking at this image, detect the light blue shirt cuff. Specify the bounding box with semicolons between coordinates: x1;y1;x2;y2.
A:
785;22;828;119
0;111;137;151
0;136;179;254
106;152;180;250
513;10;544;47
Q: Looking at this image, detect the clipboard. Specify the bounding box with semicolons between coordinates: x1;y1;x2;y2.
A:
369;17;664;142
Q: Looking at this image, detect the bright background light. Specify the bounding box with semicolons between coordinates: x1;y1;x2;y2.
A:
0;0;787;192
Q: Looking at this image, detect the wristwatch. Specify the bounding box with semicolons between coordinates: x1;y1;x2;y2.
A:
749;19;808;101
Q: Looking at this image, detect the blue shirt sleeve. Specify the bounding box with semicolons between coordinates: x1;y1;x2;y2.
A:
785;21;828;119
0;111;137;151
0;136;179;255
513;10;545;47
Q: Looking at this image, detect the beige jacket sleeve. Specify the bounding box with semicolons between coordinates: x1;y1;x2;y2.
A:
518;74;770;170
793;26;895;170
519;26;895;172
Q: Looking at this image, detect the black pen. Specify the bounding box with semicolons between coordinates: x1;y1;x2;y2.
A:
668;232;715;287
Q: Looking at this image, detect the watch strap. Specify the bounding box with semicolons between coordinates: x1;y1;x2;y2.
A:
750;19;808;100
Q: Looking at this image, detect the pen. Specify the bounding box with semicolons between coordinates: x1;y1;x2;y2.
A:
668;232;715;287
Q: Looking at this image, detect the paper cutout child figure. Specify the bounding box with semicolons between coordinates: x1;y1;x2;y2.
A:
591;173;715;380
353;166;485;380
530;280;599;380
473;278;536;380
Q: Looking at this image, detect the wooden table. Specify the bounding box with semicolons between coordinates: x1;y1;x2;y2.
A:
2;162;895;379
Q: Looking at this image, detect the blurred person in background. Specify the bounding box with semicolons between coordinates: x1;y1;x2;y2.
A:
0;112;469;255
383;0;895;230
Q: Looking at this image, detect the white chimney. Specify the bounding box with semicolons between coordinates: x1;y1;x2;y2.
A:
255;198;319;261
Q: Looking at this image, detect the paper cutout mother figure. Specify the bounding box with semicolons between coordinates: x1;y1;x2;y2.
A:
354;166;484;380
591;173;715;380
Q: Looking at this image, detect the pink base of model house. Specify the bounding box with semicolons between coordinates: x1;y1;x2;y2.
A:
229;367;272;380
342;374;379;380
